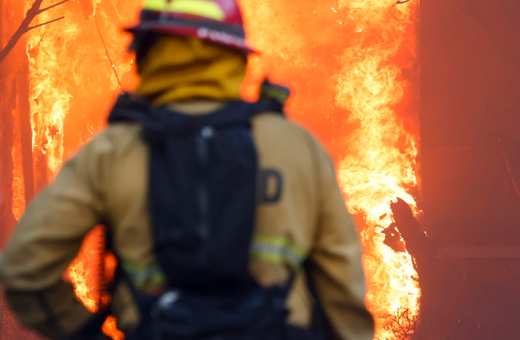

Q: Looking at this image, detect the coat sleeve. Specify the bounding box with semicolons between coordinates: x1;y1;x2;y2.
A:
307;142;375;340
0;131;111;339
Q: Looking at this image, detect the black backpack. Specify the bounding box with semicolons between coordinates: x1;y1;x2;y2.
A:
107;93;300;340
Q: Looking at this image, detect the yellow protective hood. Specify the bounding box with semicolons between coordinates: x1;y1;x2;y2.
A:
136;36;247;106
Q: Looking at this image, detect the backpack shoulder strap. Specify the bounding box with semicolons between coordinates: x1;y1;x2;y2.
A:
108;77;290;127
108;93;152;125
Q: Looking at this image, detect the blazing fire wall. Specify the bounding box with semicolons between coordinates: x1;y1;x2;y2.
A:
421;0;520;338
2;1;422;339
13;0;520;339
0;2;41;337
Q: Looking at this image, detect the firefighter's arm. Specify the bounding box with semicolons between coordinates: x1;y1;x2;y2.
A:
0;132;111;340
308;144;375;340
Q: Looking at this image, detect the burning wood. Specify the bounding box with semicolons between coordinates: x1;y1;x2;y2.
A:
390;198;435;274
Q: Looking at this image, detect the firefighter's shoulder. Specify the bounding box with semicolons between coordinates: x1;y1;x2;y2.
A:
252;111;330;163
79;123;144;158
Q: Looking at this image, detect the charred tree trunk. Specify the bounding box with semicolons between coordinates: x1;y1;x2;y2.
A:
390;199;439;340
0;0;16;249
1;3;18;339
0;0;71;200
0;0;70;65
0;1;35;246
0;2;40;339
0;85;15;248
390;198;436;276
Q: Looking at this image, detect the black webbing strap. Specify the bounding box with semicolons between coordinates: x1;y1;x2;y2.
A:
36;292;69;340
304;264;327;340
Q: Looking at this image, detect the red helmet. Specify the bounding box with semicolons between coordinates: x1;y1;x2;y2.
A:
127;0;253;54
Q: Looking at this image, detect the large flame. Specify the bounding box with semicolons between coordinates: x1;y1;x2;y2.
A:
12;93;26;222
22;0;140;338
240;0;420;339
335;1;421;338
6;0;420;339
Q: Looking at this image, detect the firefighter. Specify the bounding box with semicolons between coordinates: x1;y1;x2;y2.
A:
0;1;375;340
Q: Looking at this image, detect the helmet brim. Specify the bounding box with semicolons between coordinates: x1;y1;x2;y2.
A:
125;22;255;54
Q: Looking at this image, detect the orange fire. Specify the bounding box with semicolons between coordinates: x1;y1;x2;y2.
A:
6;0;419;339
335;1;421;339
21;0;140;338
240;0;421;339
12;90;26;222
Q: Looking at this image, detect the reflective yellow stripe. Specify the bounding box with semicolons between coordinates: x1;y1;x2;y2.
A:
251;235;306;269
122;261;166;292
144;0;225;21
254;235;307;258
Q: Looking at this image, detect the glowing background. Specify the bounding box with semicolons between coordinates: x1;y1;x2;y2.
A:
1;0;420;339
